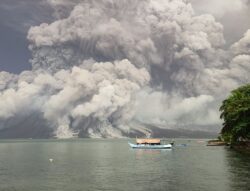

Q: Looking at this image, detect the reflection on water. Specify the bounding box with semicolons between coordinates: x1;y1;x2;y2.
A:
135;149;162;155
0;139;249;191
225;149;250;191
134;149;171;160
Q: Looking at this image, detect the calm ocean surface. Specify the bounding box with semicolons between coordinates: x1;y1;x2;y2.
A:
0;139;249;191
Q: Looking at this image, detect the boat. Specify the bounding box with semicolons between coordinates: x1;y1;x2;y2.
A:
128;138;173;149
207;140;228;146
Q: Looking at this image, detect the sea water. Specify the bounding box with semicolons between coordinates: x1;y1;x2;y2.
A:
0;139;249;191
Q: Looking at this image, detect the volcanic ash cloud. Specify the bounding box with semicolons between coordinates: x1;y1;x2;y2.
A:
0;59;149;138
0;0;250;138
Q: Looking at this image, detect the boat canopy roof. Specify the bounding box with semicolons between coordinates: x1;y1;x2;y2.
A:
136;139;161;144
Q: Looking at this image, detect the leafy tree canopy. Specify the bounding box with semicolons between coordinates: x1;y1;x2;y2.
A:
220;84;250;142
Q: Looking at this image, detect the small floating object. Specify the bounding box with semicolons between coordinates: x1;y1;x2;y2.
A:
49;158;53;162
176;144;187;147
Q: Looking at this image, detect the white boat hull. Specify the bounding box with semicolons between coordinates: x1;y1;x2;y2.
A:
128;142;172;149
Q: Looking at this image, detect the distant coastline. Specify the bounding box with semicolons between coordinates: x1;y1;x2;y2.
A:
0;123;218;139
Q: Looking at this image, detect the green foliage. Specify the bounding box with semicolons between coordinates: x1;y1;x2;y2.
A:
221;132;232;143
217;135;222;141
220;84;250;143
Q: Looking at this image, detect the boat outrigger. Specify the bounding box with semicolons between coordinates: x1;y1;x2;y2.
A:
128;138;173;149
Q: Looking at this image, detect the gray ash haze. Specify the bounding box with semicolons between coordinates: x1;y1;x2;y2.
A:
0;0;250;138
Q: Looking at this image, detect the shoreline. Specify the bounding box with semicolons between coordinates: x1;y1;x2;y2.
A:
231;141;250;153
207;139;250;153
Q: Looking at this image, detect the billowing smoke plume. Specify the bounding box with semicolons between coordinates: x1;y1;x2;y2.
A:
0;60;149;138
0;0;250;138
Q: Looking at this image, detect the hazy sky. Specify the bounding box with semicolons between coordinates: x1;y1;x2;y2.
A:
0;0;52;73
0;0;250;74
